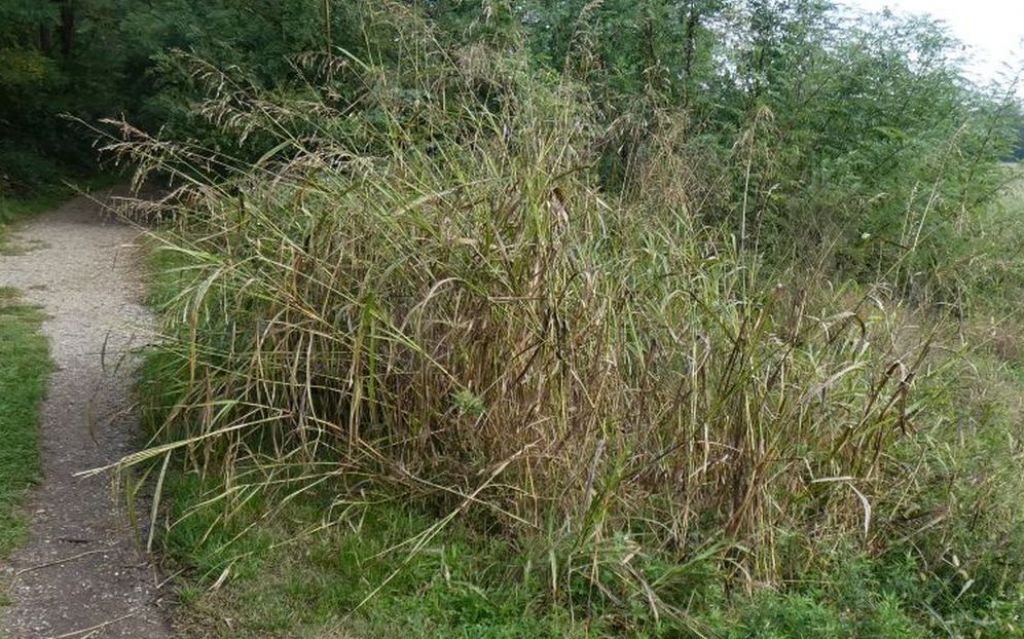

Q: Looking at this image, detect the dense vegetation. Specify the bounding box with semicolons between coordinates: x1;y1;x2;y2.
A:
6;1;1024;637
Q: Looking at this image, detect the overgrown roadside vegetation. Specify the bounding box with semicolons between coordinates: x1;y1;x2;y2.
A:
113;3;1024;637
137;147;1024;637
9;0;1024;637
0;289;49;565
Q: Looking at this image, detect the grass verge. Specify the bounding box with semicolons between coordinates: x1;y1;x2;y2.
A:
158;472;1009;639
161;477;592;639
0;288;50;557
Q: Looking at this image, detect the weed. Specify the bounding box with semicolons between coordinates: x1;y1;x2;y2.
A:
105;3;1024;636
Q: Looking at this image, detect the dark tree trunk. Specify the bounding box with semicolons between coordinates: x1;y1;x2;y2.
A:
39;22;53;54
682;2;702;105
682;4;700;81
58;0;75;58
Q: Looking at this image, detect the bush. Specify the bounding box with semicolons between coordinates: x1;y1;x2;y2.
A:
0;146;64;197
103;10;1024;634
96;2;1024;635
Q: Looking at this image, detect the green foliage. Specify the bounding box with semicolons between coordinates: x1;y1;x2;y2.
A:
0;146;63;198
162;475;589;639
0;49;59;89
0;1;127;188
0;1;58;46
512;1;1019;289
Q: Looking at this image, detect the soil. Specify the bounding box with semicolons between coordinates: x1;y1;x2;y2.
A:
0;191;173;638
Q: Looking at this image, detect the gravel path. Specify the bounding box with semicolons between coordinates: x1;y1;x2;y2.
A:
0;192;173;638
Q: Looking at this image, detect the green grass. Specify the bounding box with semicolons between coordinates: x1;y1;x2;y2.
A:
0;288;50;556
157;472;979;639
162;475;593;639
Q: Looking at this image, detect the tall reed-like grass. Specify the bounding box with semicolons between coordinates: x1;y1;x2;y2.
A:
103;10;1008;620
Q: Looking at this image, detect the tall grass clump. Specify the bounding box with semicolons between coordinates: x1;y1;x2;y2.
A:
106;4;1024;631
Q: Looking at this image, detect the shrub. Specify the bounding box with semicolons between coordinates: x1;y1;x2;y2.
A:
0;145;64;197
101;2;1024;634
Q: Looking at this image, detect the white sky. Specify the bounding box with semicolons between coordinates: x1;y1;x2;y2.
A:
840;0;1024;88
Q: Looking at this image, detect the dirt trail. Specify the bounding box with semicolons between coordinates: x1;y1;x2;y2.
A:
0;192;172;638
